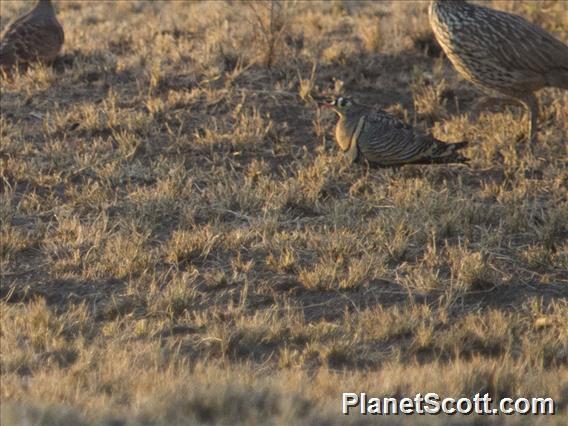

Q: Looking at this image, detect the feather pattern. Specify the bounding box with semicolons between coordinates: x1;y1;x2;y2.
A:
429;0;568;141
1;0;64;72
430;1;568;93
326;97;469;167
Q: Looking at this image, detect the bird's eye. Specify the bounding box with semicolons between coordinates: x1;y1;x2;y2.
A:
338;97;345;107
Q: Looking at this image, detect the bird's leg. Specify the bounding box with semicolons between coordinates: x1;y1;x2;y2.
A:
520;93;538;144
474;93;538;143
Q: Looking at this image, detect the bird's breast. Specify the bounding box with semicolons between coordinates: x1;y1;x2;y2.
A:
335;118;353;152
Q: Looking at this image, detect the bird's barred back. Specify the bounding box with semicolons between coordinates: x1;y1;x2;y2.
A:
429;0;568;95
354;113;466;166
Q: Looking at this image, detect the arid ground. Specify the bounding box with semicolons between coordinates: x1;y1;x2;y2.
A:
1;1;567;424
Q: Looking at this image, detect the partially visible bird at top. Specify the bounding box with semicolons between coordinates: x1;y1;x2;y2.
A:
0;0;64;74
429;0;568;143
323;96;469;167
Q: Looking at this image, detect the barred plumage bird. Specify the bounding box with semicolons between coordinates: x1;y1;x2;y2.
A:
324;97;469;167
429;0;568;143
0;0;64;74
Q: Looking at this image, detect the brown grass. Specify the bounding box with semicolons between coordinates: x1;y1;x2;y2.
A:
1;0;567;424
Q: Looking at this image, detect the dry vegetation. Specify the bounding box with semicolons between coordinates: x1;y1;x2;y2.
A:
1;0;567;424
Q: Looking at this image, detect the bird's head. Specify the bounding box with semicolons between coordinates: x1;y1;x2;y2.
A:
321;96;357;117
35;0;55;13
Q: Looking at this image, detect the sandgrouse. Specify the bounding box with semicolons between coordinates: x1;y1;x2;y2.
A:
0;0;64;74
429;0;568;143
324;97;469;167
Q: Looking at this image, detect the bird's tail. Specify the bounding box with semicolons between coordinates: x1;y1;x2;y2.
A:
547;68;568;90
413;140;469;165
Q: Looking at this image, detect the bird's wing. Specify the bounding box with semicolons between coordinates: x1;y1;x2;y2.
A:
473;6;568;74
1;10;34;38
357;111;439;165
365;110;414;131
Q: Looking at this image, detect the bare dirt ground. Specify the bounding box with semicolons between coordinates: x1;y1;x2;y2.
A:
1;1;567;424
